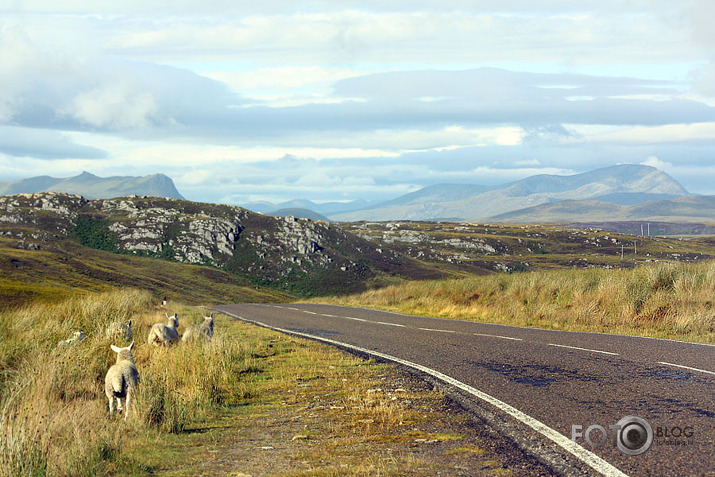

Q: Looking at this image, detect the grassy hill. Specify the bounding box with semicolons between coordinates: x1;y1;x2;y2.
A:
0;192;443;302
0;237;293;311
2;192;712;310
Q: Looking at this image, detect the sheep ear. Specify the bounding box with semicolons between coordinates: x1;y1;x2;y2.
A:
128;341;134;350
128;320;132;327
111;345;120;353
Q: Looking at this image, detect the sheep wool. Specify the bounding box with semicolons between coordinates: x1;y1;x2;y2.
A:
104;342;139;421
182;313;215;343
148;313;180;346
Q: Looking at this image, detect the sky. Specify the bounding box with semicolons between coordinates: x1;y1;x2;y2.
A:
1;1;714;206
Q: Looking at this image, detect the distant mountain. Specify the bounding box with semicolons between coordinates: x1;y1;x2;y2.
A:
329;165;689;222
244;198;372;216
486;195;715;224
372;183;495;209
0;172;184;200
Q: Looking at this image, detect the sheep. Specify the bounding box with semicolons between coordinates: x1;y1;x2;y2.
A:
104;342;139;420
182;313;214;343
105;320;133;343
147;313;180;346
57;329;87;348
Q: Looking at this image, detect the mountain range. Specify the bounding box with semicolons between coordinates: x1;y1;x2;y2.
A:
245;199;372;218
328;164;695;222
3;165;712;225
488;195;715;223
0;171;184;200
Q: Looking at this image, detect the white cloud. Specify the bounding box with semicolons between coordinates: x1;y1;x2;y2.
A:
579;122;715;145
64;82;161;130
2;1;715;201
641;156;672;169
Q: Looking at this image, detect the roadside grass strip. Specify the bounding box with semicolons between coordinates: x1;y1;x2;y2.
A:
224;310;630;477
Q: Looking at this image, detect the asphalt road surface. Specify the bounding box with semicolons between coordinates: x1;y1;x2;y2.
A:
213;303;714;477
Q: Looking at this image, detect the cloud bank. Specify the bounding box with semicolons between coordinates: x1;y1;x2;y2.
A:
1;1;714;202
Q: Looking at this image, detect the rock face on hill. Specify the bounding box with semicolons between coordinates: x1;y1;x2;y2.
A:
0;193;435;295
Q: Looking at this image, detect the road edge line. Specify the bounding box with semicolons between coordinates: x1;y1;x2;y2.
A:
218;308;629;477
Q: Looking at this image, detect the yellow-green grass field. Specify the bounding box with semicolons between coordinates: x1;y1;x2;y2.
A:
1;289;524;476
315;260;715;344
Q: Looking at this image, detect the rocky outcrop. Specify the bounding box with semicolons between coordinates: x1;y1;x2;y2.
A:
96;198;247;263
0;192;411;294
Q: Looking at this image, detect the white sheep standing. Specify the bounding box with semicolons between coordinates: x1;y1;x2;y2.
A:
182;313;214;343
57;329;87;348
147;313;180;346
104;342;139;420
105;320;133;343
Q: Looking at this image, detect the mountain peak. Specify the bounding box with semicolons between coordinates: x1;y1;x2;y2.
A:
73;171;99;182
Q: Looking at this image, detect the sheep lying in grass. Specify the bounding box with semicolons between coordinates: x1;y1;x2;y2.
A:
104;342;139;420
57;329;87;348
105;320;133;343
182;313;214;343
147;313;180;346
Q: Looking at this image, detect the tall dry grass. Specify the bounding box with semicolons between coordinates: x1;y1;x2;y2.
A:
0;289;252;476
0;289;153;476
322;260;715;343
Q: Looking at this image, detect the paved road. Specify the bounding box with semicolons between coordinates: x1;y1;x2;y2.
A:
213;303;715;477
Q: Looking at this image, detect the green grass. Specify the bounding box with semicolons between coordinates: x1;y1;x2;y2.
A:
0;238;293;311
314;260;715;344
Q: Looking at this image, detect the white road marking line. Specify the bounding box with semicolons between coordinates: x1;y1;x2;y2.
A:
221;310;629;477
323;311;519;338
376;321;406;327
658;362;715;376
548;343;619;356
473;333;523;341
419;327;456;333
303;311;318;315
